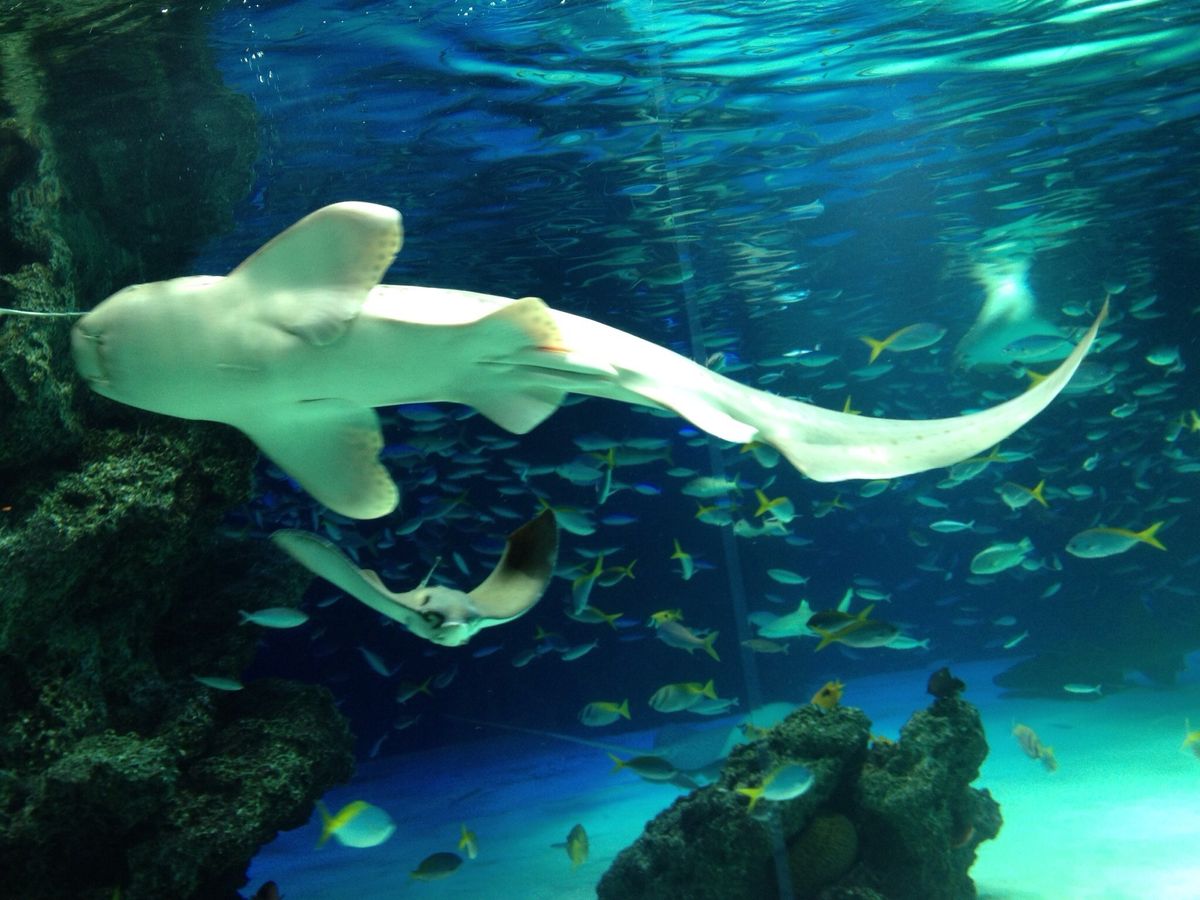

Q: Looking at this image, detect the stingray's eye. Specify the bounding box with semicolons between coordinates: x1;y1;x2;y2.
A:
420;609;445;629
414;590;431;607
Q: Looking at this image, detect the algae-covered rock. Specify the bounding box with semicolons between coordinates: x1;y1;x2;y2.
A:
597;705;872;900
0;5;355;898
600;678;1001;900
787;812;859;896
854;696;1001;900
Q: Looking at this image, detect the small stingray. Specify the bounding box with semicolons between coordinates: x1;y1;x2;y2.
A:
64;202;1107;520
272;510;558;646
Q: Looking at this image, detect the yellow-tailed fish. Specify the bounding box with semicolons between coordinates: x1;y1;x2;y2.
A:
579;699;630;727
859;322;946;364
648;608;684;626
608;753;679;782
458;823;478;860
653;620;719;661
998;478;1048;510
811;680;843;710
736;762;815;813
317;799;396;848
648;678;716;713
670;539;695;580
1181;719;1200;758
1066;521;1166;558
565;823;589;868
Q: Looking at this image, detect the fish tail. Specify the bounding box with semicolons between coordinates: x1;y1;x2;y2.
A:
617;699;630;720
1137;520;1167;550
701;678;717;700
607;752;625;773
754;489;770;517
703;631;720;662
1031;479;1048;507
1024;368;1049;387
315;800;334;848
736;785;764;813
813;627;835;652
860;335;888;364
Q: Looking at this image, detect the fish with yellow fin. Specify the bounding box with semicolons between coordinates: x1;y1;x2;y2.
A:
458;823;478;860
670;539;696;580
578;699;630;727
736;762;815;813
648;608;684;626
740;721;771;741
1012;723;1058;772
565;823;589;868
1181;719;1200;758
859;322;946;364
654;620;720;661
812;605;900;652
811;679;844;710
316;799;396;848
649;678;717;713
608;752;681;782
1066;521;1166;558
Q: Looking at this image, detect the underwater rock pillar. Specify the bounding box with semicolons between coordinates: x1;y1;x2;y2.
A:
599;688;1001;899
854;695;1001;900
0;5;354;898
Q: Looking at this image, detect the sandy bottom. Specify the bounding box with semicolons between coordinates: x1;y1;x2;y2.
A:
247;657;1200;898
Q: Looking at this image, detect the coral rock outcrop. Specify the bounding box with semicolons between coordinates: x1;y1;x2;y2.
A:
598;683;1000;900
0;5;354;898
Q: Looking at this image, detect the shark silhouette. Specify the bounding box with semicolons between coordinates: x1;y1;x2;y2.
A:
69;201;1106;520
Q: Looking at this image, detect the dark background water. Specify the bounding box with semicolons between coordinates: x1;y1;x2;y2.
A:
162;0;1200;756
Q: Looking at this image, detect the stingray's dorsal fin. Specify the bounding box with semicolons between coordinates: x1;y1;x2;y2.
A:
230;201;403;345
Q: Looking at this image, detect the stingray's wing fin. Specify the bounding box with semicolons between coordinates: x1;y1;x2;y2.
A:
270;529;423;632
468;509;559;621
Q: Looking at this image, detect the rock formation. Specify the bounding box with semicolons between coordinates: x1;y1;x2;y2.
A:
0;6;353;897
598;678;1000;900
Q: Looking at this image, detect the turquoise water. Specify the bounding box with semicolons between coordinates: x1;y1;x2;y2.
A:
247;658;1200;898
117;0;1200;895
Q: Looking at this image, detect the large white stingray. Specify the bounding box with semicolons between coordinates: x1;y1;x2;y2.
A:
70;201;1106;520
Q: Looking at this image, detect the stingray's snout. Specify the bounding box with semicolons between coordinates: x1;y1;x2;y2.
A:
429;621;471;647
